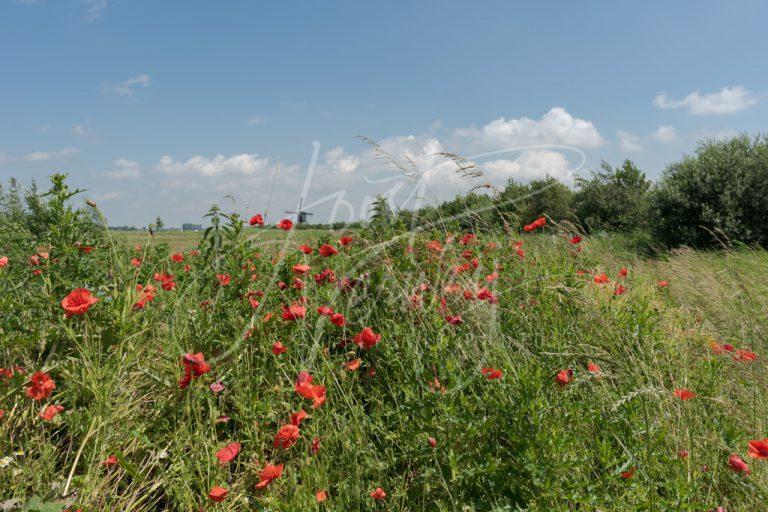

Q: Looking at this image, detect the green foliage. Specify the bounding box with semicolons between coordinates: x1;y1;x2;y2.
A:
652;134;768;247
574;160;651;232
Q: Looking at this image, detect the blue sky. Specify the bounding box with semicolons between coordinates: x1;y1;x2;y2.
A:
1;1;767;226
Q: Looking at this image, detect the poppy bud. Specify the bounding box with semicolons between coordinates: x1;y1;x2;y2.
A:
86;199;97;207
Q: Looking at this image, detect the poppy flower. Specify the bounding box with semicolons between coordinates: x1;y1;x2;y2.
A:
426;240;443;253
272;342;287;355
314;268;337;284
344;358;361;371
255;463;283;489
208;486;228;502
339;236;353;246
26;371;55;401
728;454;750;475
555;368;574;387
481;367;503;380
295;371;327;409
102;454;119;468
178;352;211;389
133;284;157;310
315;490;328;502
318;244;338;257
298;244;313;254
593;273;610;284
354;327;381;350
613;284;626;295
311;437;321;455
587;361;601;373
274;424;300;449
658;280;669;287
0;256;8;267
620;466;636;479
370;487;387;500
445;315;463;325
747;439;768;459
317;305;334;316
330;313;346;327
170;252;184;263
130;257;142;267
735;349;757;362
249;214;264;226
428;437;437;448
674;388;696;400
277;219;293;231
290;410;308;426
477;288;499;303
570;236;582;244
216;274;231;286
215;442;241;465
210;381;225;394
618;267;628;277
40;404;64;421
292;264;310;274
61;288;99;318
459;233;475;245
154;272;176;291
282;304;307;321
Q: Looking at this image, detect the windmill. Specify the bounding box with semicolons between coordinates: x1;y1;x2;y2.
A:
285;196;314;225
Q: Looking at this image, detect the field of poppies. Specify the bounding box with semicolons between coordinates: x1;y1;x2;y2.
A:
2;179;768;511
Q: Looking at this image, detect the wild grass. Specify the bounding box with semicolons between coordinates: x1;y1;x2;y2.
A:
1;215;767;511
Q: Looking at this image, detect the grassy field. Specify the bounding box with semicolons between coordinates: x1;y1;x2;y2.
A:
2;217;768;510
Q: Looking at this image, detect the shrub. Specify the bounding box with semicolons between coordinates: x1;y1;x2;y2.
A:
652;134;768;247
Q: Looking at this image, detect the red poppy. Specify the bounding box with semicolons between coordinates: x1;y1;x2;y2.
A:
614;284;626;295
208;486;229;502
290;410;308;426
339;236;353;246
476;288;499;303
621;466;636;479
178;352;211;389
370;487;387;500
153;272;176;291
133;283;157;310
728;454;750;475
130;257;142;267
298;244;313;254
330;313;346;327
354;327;381;350
215;442;241;465
274;424;300;449
735;349;757;362
0;256;8;267
674;388;696;400
587;361;601;373
40;404;64;421
317;305;334;316
277;219;293;231
426;240;443;253
272;342;287;355
593;273;610;284
255;463;283;489
170;252;184;263
282;303;307;321
295;371;327;409
315;490;328;502
658;280;669;287
61;288;99;317
481;367;503;380
216;274;231;286
618;267;628;277
445;315;463;325
570;236;582;244
459;233;475;246
428;437;437;448
318;244;338;257
311;437;321;455
26;371;55;401
249;214;264;226
555;368;574;387
344;358;361;371
292;264;310;274
747;439;768;459
102;454;119;468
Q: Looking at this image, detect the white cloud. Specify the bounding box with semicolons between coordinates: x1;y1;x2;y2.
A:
155;153;272;177
103;159;142;179
482;150;572;183
324;147;360;173
24;147;80;162
72;120;100;142
617;130;644;152
246;116;267;125
654;86;758;115
85;0;108;20
106;74;151;96
0;152;10;165
455;107;605;149
651;125;678;143
95;191;120;201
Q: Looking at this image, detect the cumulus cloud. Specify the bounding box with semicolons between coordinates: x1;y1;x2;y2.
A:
103;159;142;179
24;147;80;162
654;86;758;115
455;107;605;149
482;150;572;183
651;125;678;143
617;130;644;152
324;147;360;173
155;153;272;177
105;74;151;96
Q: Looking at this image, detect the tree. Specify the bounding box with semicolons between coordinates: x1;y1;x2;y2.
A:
518;177;574;226
369;195;393;227
652;134;768;247
154;216;165;231
573;160;651;232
